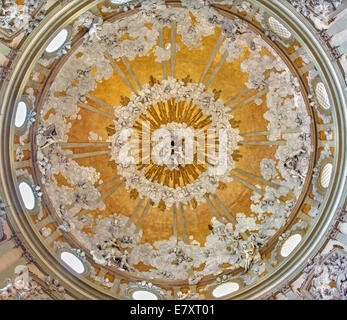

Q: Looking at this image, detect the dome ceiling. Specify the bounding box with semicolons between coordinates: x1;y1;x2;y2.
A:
32;4;315;287
1;0;346;301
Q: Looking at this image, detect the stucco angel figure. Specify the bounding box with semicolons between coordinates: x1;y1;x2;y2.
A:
243;241;262;272
13;265;31;288
176;290;200;300
283;147;307;182
0;265;33;300
310;265;341;300
93;237;134;272
83;16;103;42
0;277;15;300
39;124;58;149
0;1;19;31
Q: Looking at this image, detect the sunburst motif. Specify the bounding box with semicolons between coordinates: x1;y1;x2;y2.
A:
107;76;242;210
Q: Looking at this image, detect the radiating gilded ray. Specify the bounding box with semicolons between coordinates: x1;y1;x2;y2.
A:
152;166;165;182
134;119;156;133
104;51;138;95
239;140;287;146
224;88;250;107
144;165;158;180
167;98;176;122
199;32;225;84
85;93;114;112
66;150;110;160
205;51;229;88
158;28;168;80
173;169;180;188
194;116;212;129
170;22;177;78
124;198;145;230
233;168;281;191
233;168;296;199
164;169;171;187
209;194;248;240
106;124;116;136
182;101;195;122
158;101;169;123
179;203;189;244
210;194;237;224
181;169;191;185
189;198;198;209
173;204;178;239
146;105;162;127
59;142;110;149
97;175;121;192
240;127;302;137
229;173;265;196
176;101;183;121
121;56;142;90
186;164;200;180
78;101;116;120
74;180;124;218
135;199;151;234
229;88;269;113
205;194;224;223
125;97;212;193
187;109;203;127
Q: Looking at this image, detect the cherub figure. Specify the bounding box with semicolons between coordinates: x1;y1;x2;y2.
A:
40;124;58;149
243;241;262;272
83;16;103;42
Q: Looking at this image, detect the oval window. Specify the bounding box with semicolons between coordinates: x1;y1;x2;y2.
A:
60;251;85;274
46;29;69;53
18;182;35;211
268;17;292;39
320;163;333;188
14;101;28;128
315;82;331;110
212;282;239;298
280;234;302;257
132;290;158;300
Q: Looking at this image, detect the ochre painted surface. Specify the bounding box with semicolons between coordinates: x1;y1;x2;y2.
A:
53;26;280;259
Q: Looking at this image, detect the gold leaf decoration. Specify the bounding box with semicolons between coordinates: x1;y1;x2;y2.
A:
120;96;130;106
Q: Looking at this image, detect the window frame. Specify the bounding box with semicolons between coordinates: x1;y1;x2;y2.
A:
17;176;39;215
43;27;72;58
